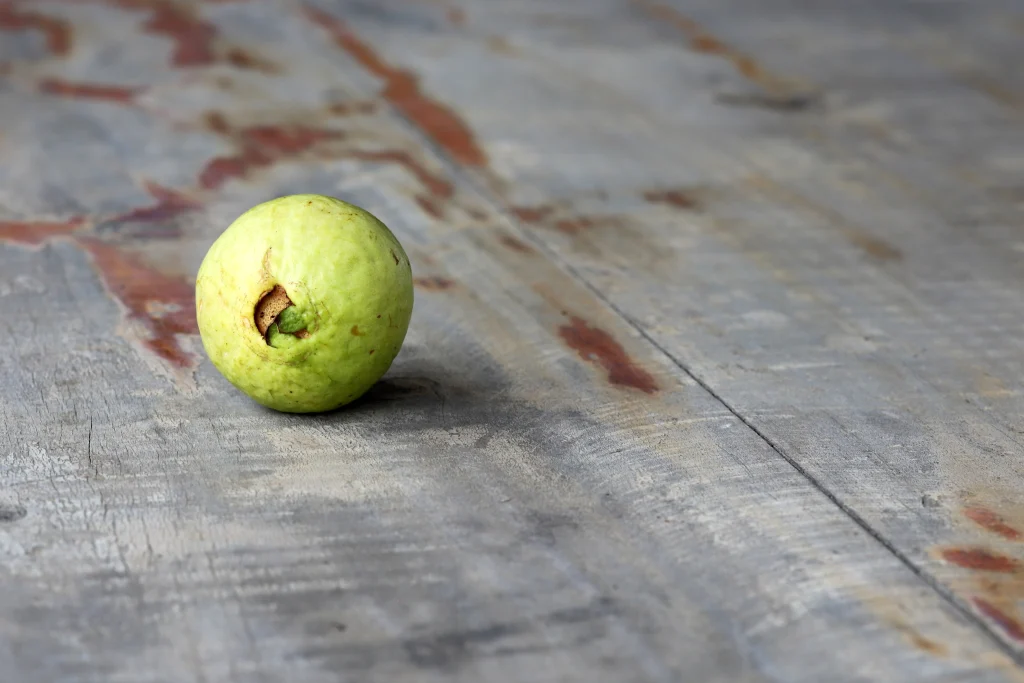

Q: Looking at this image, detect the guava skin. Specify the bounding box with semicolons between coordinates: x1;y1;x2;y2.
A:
195;194;414;413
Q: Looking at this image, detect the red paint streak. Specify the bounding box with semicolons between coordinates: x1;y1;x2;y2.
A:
0;218;83;245
347;150;452;199
0;209;196;368
633;0;789;92
499;233;534;254
644;189;699;210
199;124;345;189
348;149;454;218
414;276;455;290
305;5;488;167
554;217;598;235
328;101;378;116
113;182;201;224
0;2;71;56
415;196;444;219
558;316;658;393
113;0;274;71
205;110;230;134
39;78;140;104
224;46;278;73
965;507;1022;541
139;1;217;67
941;548;1020;573
510;206;554;224
973;598;1024;642
77;237;198;368
240;125;342;153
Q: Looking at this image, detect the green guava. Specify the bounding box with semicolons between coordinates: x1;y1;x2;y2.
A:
195;194;414;413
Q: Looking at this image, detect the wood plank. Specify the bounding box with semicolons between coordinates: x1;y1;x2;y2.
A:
326;0;1024;659
0;0;1020;681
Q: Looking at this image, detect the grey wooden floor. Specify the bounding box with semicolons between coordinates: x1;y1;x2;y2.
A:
1;0;1023;680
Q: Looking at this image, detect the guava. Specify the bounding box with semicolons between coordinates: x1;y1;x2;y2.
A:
195;194;414;413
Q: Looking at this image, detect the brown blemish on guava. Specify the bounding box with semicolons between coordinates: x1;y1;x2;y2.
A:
351;325;365;336
369;349;375;355
255;284;292;335
390;249;400;265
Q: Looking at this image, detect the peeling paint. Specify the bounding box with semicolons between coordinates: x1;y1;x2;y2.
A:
0;2;72;57
39;78;140;103
305;5;488;167
559;316;658;393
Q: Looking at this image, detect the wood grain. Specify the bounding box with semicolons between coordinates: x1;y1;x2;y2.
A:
0;0;1023;681
344;0;1024;659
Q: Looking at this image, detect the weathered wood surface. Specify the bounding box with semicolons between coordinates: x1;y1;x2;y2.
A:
1;0;1023;681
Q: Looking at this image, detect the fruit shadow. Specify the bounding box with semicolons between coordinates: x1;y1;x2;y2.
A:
317;350;498;420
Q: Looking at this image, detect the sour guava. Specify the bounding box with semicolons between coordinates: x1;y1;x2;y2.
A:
195;194;414;413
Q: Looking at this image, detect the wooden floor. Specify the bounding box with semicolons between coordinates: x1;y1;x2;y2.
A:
1;0;1023;680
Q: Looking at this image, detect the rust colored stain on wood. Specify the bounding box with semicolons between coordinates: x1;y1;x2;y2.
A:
644;189;700;210
78;237;198;368
199;124;345;189
510;204;621;237
414;276;455;290
204;110;230;134
941;548;1019;573
115;0;218;67
110;0;274;71
845;231;903;263
447;7;466;26
558;316;658;393
965;506;1023;541
499;233;535;254
972;598;1024;642
348;150;453;200
633;0;793;93
199;115;453;215
347;149;455;218
328;101;378;116
554;217;604;235
908;633;948;657
39;78;140;103
113;182;201;225
0;2;72;56
224;46;278;73
1;214;198;369
510;205;555;224
0;218;83;245
304;5;488;167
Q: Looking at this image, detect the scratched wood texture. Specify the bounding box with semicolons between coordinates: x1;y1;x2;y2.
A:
1;0;1023;681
